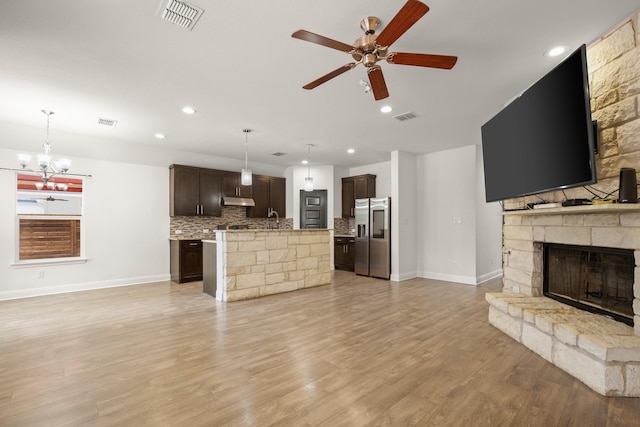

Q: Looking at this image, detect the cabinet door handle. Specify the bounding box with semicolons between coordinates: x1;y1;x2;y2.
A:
189;242;198;246
201;205;204;215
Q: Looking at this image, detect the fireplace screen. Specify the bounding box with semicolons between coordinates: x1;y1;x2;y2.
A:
543;243;635;326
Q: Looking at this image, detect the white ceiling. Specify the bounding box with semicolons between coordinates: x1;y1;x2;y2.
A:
1;0;639;171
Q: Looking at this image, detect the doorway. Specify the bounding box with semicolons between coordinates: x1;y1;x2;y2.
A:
300;190;327;229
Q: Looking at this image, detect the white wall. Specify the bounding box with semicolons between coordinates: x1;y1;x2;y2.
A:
416;145;477;284
0;148;170;300
390;152;417;281
475;145;504;283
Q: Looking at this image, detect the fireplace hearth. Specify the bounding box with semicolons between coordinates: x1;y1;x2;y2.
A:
544;243;635;326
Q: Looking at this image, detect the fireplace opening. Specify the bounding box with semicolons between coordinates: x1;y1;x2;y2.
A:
543;243;635;326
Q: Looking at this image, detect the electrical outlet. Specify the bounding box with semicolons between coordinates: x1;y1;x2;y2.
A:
175;230;183;234
203;229;210;234
37;270;44;279
453;216;463;224
513;285;520;293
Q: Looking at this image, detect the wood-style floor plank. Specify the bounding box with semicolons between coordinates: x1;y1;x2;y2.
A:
1;271;640;426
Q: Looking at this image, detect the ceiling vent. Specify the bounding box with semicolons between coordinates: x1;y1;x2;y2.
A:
160;0;204;31
97;118;118;127
270;152;287;157
393;111;418;122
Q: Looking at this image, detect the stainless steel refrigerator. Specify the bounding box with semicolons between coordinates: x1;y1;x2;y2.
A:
354;197;391;279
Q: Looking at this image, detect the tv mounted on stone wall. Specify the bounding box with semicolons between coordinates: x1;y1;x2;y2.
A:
481;44;597;203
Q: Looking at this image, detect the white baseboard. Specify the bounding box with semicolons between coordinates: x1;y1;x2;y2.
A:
417;271;478;286
0;274;171;301
476;269;503;284
390;271;418;282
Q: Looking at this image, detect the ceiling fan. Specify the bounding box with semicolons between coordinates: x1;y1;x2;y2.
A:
291;0;457;101
34;196;68;202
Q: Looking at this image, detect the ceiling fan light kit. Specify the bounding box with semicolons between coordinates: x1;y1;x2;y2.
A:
292;0;457;101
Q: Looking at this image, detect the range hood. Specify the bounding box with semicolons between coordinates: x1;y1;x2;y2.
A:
222;197;255;207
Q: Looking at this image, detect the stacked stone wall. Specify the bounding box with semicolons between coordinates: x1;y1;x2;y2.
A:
218;229;331;302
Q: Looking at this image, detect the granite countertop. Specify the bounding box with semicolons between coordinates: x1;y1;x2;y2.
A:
218;228;331;232
170;229;335;240
168;236;211;240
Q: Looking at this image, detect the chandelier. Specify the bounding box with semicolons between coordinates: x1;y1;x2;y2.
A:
16;110;71;185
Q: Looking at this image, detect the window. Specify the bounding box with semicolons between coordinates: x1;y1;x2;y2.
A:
15;173;84;263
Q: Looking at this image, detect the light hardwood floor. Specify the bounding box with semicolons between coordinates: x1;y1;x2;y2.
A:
2;271;640;426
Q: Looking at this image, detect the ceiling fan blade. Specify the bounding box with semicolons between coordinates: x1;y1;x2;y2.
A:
303;63;356;90
367;66;389;101
388;52;458;69
376;0;429;48
292;30;354;53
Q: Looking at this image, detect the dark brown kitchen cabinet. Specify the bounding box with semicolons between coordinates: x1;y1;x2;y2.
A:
170;239;203;283
222;172;252;198
170;165;222;216
247;175;286;218
334;236;355;271
342;174;376;217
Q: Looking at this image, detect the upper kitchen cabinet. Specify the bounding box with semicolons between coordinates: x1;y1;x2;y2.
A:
342;174;376;218
222;172;252;198
247;175;286;218
170;165;222;217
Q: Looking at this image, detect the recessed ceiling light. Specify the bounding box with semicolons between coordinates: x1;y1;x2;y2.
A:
301;159;309;164
380;105;392;113
154;133;166;139
347;148;355;154
182;106;196;114
544;46;568;57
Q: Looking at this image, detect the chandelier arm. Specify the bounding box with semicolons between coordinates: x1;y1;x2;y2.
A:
0;167;92;178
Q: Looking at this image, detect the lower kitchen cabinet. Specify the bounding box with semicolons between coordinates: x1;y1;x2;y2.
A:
334;236;355;271
170;239;203;283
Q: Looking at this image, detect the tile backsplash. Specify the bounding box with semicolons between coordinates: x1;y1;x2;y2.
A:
170;206;292;238
333;217;354;236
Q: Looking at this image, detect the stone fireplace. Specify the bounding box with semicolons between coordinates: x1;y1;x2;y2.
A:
486;204;640;396
484;7;640;398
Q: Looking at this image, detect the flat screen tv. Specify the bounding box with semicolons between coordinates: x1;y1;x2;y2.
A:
481;44;596;203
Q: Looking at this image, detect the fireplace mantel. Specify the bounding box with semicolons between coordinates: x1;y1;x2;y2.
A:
504;203;640;216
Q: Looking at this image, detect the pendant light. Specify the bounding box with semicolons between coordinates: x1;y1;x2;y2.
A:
16;110;72;185
241;129;252;186
304;144;314;192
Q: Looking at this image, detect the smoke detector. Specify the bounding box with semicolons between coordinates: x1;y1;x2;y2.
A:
159;0;204;31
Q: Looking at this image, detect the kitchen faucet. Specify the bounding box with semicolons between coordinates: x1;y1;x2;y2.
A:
268;209;280;229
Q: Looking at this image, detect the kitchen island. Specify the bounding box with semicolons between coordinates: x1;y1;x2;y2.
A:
207;229;332;302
